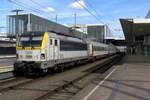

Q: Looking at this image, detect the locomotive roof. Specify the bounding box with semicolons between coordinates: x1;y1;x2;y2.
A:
20;31;44;37
48;30;82;40
86;40;108;47
20;31;82;39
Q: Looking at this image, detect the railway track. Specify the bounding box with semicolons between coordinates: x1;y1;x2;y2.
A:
0;72;13;80
0;73;58;93
0;58;15;66
0;77;23;85
0;54;121;100
35;55;120;100
0;77;33;92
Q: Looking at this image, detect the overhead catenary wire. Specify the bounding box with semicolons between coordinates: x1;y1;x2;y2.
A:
86;1;115;29
10;0;66;22
30;0;48;10
75;0;116;31
31;0;106;25
29;0;58;21
9;0;115;31
74;0;105;24
75;0;120;39
8;0;42;14
29;0;80;24
85;1;104;21
8;0;55;19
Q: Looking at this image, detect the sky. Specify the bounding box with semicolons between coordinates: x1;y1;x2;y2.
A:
0;0;150;39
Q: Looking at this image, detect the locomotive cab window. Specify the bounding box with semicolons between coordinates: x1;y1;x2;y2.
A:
18;35;43;47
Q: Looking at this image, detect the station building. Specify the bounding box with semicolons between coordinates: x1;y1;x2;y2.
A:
146;9;150;18
76;24;112;43
86;24;106;43
7;13;87;39
7;14;114;43
120;19;150;58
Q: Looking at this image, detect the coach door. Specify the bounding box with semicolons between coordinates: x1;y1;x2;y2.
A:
88;44;93;56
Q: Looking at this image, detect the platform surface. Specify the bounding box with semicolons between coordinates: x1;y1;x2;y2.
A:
71;55;150;100
0;65;13;73
0;57;15;73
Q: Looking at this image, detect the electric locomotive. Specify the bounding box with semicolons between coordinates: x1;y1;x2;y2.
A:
14;31;88;75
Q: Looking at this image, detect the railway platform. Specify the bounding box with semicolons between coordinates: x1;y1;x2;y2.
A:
0;65;13;73
0;56;15;73
71;55;150;100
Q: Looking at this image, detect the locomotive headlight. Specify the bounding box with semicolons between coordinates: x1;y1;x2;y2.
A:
41;54;45;59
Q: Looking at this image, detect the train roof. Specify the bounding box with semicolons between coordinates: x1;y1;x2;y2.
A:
86;40;108;47
20;31;82;39
48;30;82;40
20;31;86;43
49;32;85;43
20;31;44;37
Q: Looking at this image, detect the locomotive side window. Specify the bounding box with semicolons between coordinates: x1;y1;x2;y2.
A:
60;40;87;51
55;40;58;46
50;39;52;45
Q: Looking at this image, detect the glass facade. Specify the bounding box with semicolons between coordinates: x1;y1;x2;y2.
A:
144;35;150;55
87;25;105;43
8;14;28;35
145;11;150;56
127;35;150;56
7;14;69;36
7;13;87;39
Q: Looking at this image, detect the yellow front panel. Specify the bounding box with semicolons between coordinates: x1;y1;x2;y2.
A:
16;32;49;51
16;32;49;62
41;32;49;49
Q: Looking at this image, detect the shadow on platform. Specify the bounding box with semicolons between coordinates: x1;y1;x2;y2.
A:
122;55;150;63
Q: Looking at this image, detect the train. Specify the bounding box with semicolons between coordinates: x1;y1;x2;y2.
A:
13;31;118;76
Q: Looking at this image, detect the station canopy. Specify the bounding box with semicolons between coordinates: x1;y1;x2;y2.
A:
120;18;150;45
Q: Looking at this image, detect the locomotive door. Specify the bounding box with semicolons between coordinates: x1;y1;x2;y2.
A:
54;39;59;60
49;38;59;60
49;38;54;60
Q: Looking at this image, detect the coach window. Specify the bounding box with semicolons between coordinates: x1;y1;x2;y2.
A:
55;40;58;46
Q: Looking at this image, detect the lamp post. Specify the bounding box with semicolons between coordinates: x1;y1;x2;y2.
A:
11;9;23;40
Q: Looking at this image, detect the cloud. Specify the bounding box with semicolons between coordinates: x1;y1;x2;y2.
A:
69;0;87;9
43;7;55;13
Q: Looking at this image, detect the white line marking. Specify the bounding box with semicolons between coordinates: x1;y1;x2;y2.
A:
82;66;119;100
